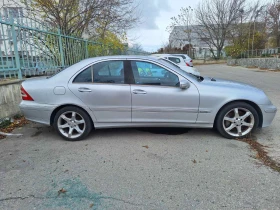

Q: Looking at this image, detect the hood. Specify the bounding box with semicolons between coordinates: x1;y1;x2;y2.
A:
202;77;260;91
199;77;272;105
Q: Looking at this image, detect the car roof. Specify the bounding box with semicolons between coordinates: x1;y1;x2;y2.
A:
50;55;197;84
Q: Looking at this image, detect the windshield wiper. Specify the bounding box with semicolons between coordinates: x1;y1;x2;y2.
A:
189;73;204;81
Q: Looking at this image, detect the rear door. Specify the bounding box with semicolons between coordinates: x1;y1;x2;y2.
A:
68;60;132;123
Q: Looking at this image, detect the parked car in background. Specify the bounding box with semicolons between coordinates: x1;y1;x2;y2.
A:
152;53;193;67
173;54;193;67
19;56;277;141
151;54;200;76
156;57;200;76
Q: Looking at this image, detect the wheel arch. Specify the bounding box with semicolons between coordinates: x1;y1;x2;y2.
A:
50;104;94;127
214;100;263;128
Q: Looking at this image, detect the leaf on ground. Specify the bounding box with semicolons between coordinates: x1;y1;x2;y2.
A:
192;159;197;164
0;117;28;139
58;188;67;195
142;145;149;149
89;203;94;208
206;150;208;152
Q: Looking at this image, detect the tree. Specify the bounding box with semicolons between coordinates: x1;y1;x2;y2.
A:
225;31;266;58
267;0;280;47
167;7;194;55
88;31;127;56
87;0;139;40
195;0;247;59
27;0;103;37
225;1;266;57
24;0;139;39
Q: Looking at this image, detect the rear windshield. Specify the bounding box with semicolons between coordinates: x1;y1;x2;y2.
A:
178;55;186;59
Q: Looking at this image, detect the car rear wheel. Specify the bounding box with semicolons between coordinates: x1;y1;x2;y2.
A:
54;106;93;141
216;102;259;139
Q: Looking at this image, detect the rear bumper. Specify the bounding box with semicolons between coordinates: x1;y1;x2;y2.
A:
259;104;277;127
19;101;56;125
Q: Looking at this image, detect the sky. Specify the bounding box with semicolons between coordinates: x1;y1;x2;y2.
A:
128;0;201;52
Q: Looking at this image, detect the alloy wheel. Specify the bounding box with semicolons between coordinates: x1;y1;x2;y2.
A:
57;111;86;139
223;107;255;137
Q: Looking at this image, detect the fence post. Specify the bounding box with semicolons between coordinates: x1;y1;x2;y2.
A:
58;29;65;67
85;40;88;58
11;17;22;79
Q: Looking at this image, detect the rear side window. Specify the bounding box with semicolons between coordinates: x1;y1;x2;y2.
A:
93;61;124;84
73;66;92;83
73;60;125;84
168;57;181;64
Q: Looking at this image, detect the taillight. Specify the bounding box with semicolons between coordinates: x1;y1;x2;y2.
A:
186;63;190;66
21;86;34;101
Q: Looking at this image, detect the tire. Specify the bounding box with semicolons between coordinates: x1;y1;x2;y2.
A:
53;106;93;141
216;102;259;139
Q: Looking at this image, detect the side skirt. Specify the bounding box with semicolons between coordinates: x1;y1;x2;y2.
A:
94;122;213;129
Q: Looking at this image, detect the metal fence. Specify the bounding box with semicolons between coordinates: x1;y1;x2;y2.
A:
0;17;148;79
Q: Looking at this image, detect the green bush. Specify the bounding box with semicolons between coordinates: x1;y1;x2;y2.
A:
0;119;11;129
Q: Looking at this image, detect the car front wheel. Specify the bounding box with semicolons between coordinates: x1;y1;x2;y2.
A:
54;106;93;141
216;102;259;139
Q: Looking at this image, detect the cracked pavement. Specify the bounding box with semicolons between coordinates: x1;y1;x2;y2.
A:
0;64;280;209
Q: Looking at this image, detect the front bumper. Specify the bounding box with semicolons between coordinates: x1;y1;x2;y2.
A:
19;101;56;125
259;104;277;127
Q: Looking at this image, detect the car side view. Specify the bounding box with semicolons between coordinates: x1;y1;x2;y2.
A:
19;56;277;141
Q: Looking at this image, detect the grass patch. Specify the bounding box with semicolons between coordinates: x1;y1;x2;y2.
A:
0;119;11;129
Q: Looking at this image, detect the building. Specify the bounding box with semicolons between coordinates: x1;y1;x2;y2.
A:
169;25;228;59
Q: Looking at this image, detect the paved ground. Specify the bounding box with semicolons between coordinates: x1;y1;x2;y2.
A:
197;65;280;163
1;64;280;210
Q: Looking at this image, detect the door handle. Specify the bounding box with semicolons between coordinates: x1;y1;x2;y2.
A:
132;89;147;94
78;87;92;92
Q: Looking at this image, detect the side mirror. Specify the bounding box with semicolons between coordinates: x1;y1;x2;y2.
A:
180;80;190;89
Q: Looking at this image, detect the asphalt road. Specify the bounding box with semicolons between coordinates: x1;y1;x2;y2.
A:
197;65;280;163
1;64;280;210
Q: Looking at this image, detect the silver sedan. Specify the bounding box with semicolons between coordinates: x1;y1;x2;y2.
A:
19;56;277;141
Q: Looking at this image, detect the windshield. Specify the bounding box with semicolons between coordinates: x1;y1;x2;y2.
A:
158;58;202;81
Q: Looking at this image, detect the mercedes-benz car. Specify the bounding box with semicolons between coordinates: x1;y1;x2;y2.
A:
19;56;277;141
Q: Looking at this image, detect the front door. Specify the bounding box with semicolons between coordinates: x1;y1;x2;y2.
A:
129;60;199;123
68;60;131;123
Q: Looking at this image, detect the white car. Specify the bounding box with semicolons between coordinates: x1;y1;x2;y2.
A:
152;54;200;76
173;54;193;67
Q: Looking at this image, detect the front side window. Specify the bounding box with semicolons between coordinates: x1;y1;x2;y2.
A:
131;61;179;87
